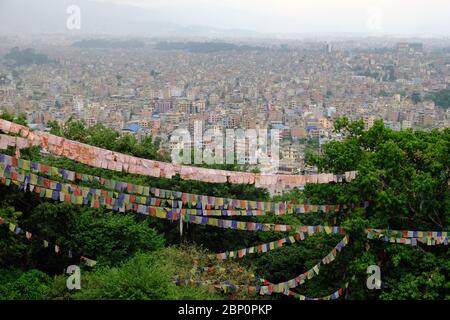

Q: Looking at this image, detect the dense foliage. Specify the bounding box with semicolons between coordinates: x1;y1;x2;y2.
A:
155;41;265;53
48;118;170;162
0;114;448;300
4;47;51;66
425;89;450;109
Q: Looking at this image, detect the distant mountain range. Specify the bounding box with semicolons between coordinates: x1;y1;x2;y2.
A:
0;0;266;38
72;39;145;48
0;0;448;39
155;41;267;53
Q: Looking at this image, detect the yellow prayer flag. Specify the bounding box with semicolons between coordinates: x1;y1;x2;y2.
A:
288;279;296;288
45;188;53;199
155;207;165;218
51;166;59;176
343;235;349;244
22;160;30;171
30;174;38;185
81;187;89;196
85;259;97;267
313;264;320;275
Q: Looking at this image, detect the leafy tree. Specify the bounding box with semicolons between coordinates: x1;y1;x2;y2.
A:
333;117;364;137
0;111;28;126
85;124;120;151
57;250;223;300
48;119;170;162
304;118;449;299
0;269;52;300
411;92;422;104
4;47;51;66
425;89;450;109
47;120;62;136
61;118;88;142
21;203;165;271
0;203;29;268
1;116;448;300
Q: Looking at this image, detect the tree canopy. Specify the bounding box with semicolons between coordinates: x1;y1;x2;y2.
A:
425;89;450;109
0;115;448;300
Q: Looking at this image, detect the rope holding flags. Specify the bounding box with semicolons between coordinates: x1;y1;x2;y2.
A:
259;235;350;294
0;164;347;235
0;152;367;215
210;232;309;260
182;212;346;234
1;162;447;248
1;122;449;302
174;277;350;300
3;153;446;246
0;120;358;189
0;216;97;267
283;282;350;300
367;228;448;239
366;229;449;246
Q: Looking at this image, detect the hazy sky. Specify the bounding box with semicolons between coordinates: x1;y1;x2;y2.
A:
0;0;449;37
92;0;450;35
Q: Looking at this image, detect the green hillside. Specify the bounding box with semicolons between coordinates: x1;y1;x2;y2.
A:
1;112;449;300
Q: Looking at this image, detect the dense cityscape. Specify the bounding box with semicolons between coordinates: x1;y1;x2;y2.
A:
0;0;449;306
1;36;449;182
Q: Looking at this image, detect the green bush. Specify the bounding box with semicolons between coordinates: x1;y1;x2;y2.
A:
0;269;52;300
70;251;221;300
17;203;165;271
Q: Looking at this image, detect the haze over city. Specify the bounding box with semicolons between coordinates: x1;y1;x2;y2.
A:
0;0;449;37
